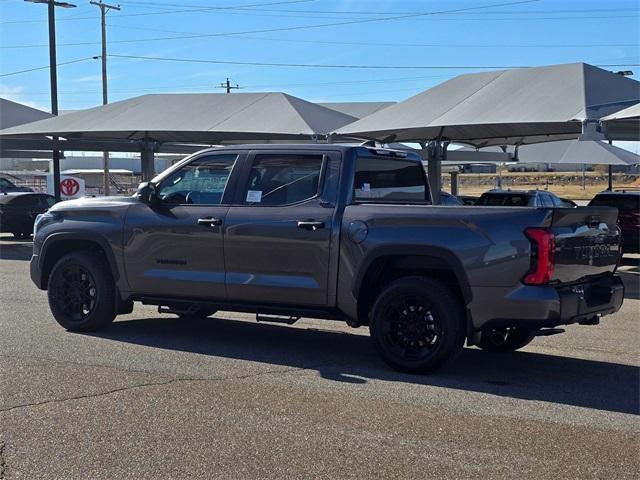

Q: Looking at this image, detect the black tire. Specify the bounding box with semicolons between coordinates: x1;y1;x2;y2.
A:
478;328;536;353
47;251;116;331
369;276;466;374
178;307;217;319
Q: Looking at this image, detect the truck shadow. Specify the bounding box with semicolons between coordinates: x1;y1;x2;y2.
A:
88;316;639;416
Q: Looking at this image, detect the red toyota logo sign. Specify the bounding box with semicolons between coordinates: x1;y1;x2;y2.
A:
60;178;80;197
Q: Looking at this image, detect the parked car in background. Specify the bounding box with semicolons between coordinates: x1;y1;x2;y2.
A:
440;191;463;206
457;194;479;206
0;176;33;193
0;192;55;239
589;190;640;254
559;197;578;208
475;189;570;208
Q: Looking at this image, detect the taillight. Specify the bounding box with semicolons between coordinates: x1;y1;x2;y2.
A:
523;228;555;285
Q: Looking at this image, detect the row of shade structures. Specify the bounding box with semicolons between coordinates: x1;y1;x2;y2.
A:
0;62;639;202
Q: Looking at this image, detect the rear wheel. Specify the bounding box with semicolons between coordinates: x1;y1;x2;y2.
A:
478;328;536;352
48;251;116;331
369;277;465;374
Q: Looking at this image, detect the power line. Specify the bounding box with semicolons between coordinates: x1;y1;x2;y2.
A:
0;56;99;77
0;0;314;23
2;23;636;50
108;53;640;70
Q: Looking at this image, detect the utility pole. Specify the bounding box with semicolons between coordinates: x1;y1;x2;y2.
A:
217;78;241;93
25;0;77;202
90;0;120;196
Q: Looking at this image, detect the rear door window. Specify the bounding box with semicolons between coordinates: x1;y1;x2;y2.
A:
353;157;428;203
243;154;324;206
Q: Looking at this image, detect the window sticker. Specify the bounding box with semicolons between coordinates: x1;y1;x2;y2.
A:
361;183;371;192
246;190;263;203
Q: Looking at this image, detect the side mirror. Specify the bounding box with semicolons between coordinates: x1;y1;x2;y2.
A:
135;182;158;205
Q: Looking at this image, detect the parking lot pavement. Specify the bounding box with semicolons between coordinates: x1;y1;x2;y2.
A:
0;237;638;479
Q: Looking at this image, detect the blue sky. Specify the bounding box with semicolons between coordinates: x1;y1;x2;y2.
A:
0;0;638;114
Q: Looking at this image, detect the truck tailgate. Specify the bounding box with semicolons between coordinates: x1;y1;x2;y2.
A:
551;206;621;283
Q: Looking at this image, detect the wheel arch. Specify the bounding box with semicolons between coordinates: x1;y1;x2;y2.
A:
39;232;119;290
353;246;472;325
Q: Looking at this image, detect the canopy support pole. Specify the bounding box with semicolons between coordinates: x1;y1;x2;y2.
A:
427;144;442;205
608;165;613;191
450;171;459;196
141;138;157;182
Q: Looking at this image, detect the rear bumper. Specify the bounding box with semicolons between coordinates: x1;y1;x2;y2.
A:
469;274;624;331
556;275;624;324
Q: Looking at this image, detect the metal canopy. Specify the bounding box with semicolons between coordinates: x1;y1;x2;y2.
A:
0;92;357;143
318;102;395;119
601;102;640;141
336;63;640;146
0;98;53;129
459;140;639;166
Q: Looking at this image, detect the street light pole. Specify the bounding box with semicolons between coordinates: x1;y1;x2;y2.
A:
90;0;120;196
25;0;76;202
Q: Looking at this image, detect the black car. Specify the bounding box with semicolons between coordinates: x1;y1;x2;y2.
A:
0;176;33;193
475;189;570;208
589;190;640;254
0;193;55;239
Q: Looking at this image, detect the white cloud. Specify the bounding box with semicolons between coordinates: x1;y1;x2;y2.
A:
73;74;103;83
0;83;49;112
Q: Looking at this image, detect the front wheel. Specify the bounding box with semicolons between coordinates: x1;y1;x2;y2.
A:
48;251;116;331
369;277;465;374
478;328;536;352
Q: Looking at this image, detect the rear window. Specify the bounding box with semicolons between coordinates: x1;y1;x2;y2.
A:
589;194;640;211
353;157;429;203
477;193;531;206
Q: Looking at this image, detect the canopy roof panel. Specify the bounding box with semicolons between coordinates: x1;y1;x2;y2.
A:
601;102;640;141
459;140;639;166
0;92;357;143
0;98;52;130
337;63;640;146
318;102;395;119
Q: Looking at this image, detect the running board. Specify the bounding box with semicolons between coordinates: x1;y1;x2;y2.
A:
256;313;300;325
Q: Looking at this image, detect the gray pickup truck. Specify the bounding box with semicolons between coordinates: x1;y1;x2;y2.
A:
30;145;624;373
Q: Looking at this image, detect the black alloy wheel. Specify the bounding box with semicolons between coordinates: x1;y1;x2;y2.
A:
369;277;465;374
53;264;97;322
48;252;116;331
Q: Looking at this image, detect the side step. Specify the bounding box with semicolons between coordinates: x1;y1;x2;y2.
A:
256;313;300;325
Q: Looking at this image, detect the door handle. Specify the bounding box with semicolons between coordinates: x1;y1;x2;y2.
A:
297;220;325;231
197;217;223;227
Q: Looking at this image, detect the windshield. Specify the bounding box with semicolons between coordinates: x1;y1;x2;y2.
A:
476;193;531;207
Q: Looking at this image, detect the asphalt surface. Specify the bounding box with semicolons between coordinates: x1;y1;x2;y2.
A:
0;234;638;479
